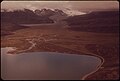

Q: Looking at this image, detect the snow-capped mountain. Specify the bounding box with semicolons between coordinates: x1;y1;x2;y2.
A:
34;8;86;17
34;8;67;17
34;9;55;16
34;8;68;23
63;8;86;16
34;8;86;23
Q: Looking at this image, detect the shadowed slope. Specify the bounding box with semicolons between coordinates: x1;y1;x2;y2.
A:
65;11;119;33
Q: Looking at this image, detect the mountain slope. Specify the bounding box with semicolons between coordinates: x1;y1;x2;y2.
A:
1;9;54;36
65;11;119;33
1;9;54;24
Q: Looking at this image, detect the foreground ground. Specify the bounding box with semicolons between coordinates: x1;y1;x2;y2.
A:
1;24;119;80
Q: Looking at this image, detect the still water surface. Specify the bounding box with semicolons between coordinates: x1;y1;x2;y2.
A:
1;47;101;80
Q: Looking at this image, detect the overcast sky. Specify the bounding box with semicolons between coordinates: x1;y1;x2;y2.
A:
1;1;119;12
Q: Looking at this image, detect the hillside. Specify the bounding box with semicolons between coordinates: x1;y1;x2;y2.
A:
1;9;54;24
1;22;30;36
1;9;55;36
65;11;119;33
1;8;69;36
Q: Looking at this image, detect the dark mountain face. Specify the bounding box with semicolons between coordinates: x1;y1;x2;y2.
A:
65;11;119;33
54;9;67;16
1;8;68;24
1;9;54;24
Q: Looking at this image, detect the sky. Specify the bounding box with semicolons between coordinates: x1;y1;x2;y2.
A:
1;1;119;12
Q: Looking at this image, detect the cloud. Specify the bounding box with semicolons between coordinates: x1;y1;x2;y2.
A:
1;1;119;12
25;4;37;10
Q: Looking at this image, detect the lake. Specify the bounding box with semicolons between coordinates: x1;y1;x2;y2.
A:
20;23;54;27
1;47;101;80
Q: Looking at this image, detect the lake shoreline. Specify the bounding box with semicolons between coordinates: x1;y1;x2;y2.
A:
1;44;104;80
1;47;102;80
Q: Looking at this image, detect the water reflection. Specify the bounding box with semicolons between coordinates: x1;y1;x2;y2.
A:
1;47;101;80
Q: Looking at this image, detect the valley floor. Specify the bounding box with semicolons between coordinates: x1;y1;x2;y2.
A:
1;24;119;80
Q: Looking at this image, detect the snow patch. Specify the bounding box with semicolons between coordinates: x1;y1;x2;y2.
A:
63;9;86;16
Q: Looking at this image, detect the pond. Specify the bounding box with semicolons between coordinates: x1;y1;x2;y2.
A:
1;47;101;80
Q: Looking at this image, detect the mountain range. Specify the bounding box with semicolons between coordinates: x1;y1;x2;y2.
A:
1;8;119;36
1;8;73;24
1;8;69;36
